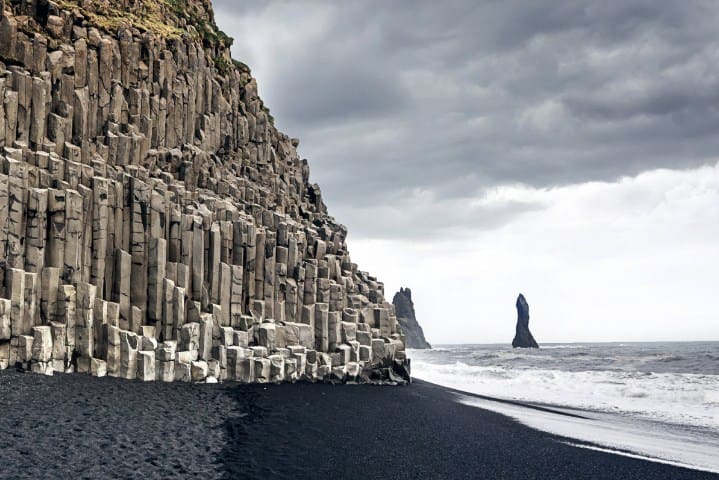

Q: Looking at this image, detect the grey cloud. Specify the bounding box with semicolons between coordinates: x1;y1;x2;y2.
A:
336;194;543;241
212;0;719;239
271;63;408;126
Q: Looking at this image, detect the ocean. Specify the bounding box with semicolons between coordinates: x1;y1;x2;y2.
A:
410;342;719;473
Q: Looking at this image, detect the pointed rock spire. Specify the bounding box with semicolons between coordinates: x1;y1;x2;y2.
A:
512;293;539;348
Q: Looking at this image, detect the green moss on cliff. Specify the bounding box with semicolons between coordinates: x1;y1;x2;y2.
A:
56;0;178;37
55;0;232;46
232;59;251;74
50;1;251;88
213;55;233;75
262;106;275;125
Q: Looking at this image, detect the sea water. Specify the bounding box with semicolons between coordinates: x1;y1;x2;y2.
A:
410;342;719;473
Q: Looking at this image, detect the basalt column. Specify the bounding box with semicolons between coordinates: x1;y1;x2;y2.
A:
0;0;409;384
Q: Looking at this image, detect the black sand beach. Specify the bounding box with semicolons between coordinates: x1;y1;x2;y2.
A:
0;371;715;480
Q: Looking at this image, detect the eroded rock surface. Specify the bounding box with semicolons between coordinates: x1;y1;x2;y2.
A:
0;0;409;384
392;288;430;349
512;294;539;349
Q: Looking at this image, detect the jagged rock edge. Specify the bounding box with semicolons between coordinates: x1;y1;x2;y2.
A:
0;0;410;384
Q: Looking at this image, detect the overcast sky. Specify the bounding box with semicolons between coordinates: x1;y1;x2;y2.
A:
213;0;719;344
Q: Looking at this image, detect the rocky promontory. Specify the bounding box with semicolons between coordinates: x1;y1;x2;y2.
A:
392;287;431;349
0;0;408;384
512;294;539;348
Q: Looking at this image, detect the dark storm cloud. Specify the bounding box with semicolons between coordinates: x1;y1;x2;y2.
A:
271;64;408;125
212;0;719;238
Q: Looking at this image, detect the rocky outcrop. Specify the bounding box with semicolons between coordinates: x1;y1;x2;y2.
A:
0;0;409;384
392;288;430;349
512;294;538;348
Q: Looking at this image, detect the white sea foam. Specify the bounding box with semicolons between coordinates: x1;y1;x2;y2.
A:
458;394;719;474
409;344;719;472
411;357;719;430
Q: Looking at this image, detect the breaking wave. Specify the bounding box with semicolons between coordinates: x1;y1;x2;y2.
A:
410;342;719;431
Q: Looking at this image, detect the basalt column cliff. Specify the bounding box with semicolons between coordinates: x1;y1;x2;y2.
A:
0;0;409;383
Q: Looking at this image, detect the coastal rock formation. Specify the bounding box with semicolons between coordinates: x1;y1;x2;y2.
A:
0;0;408;384
392;288;431;349
512;294;539;348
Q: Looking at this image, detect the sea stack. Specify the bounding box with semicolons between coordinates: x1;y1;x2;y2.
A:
512;294;539;348
392;288;431;349
0;0;409;384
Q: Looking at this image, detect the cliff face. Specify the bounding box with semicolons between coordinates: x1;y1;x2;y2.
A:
0;0;408;383
512;294;538;348
392;288;430;349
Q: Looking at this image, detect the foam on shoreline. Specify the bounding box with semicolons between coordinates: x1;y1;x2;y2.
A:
456;393;719;474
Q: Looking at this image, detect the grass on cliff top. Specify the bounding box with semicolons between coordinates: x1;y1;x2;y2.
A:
52;1;267;119
55;0;231;44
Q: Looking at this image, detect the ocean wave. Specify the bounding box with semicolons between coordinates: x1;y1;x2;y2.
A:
469;353;500;361
410;357;719;430
562;352;592;358
656;355;685;362
536;345;588;349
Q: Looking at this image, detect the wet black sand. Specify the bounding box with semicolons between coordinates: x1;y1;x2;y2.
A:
0;371;715;480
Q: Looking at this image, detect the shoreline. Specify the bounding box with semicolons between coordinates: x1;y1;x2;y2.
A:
453;390;719;475
0;370;716;479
